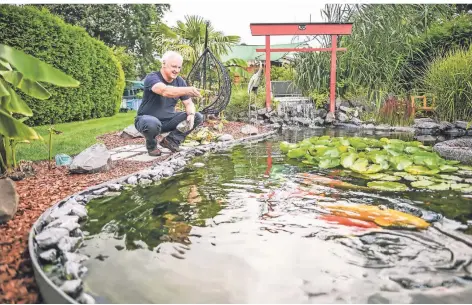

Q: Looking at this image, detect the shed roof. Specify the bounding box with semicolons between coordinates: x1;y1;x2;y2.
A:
221;42;309;62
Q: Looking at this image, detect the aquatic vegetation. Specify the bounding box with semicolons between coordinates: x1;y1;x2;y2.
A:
280;136;471;192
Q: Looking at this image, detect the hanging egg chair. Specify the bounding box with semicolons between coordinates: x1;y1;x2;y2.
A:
186;23;232;115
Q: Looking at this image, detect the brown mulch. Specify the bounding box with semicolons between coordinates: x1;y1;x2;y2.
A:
0;120;269;304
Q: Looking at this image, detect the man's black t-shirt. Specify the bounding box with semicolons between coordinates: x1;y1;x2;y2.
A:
137;71;190;120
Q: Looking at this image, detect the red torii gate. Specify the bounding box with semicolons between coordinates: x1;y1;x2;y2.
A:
249;22;353;114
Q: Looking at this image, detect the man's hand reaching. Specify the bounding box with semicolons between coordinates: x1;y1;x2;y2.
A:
186;114;195;132
187;87;202;98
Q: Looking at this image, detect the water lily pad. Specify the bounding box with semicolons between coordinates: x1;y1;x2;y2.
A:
451;183;471;190
367;181;408;191
321;147;340;158
438;174;463;182
365;164;383;174
367;151;389;164
280;141;297;153
460;187;472;193
287;148;306;159
349;138;368;150
350;158;369;173
439;165;458;173
411;180;435;188
405;165;439;176
404;146;422;154
427;183;451;191
363;173;401;181
384;143;405;152
341;153;357;169
390;156;413;171
319;158;341;169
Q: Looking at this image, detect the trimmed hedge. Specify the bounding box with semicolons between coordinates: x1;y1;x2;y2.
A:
399;14;472;91
0;5;125;126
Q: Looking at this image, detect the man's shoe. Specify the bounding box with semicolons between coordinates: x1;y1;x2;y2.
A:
148;148;162;156
160;137;180;153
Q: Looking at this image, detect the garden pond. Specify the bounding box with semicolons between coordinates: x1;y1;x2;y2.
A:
79;128;472;303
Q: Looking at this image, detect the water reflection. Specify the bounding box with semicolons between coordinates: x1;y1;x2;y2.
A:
80;128;472;303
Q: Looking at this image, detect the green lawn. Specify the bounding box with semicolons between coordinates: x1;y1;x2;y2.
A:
16;111;137;162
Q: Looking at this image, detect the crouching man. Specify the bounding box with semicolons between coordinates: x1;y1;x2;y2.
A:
135;51;203;156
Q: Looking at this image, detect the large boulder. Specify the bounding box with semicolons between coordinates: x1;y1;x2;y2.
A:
0;178;18;223
325;112;336;124
240;125;259;135
120;124;143;138
433;137;472;165
69;144;112;174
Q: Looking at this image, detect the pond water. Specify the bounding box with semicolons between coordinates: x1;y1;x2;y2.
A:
80;128;472;303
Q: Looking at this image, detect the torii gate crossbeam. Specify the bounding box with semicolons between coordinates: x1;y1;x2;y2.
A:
250;22;353;114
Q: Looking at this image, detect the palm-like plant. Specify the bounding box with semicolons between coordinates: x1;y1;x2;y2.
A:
151;15;240;74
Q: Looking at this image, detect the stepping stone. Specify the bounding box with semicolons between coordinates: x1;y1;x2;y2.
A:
108;145;143;153
130;146;148;153
127;154;162;162
111;151;141;161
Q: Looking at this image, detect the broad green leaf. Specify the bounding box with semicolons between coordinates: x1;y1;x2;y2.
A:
404;146;422;154
0;109;40;140
364;173;401;181
411;180;435;188
365;164;383;174
460;187;472;193
367;181;408;191
0;71;50;100
337;145;349;153
341;153;357;168
0;58;12;71
427;183;451;191
384;143;404;152
438;174;463;182
379;160;390;170
439;165;458;173
0;44;80;87
0;78;9;97
367;151;389;164
308;136;319;144
349;138;368;150
279;141;297;153
451;183;470;190
459;165;472;171
390;155;413;171
408;141;423;147
2;80;33;116
446;160;461;165
405;165;439;176
319;158;341;169
386;149;401;156
322;147;340;158
351;158;369;173
287;148;306;159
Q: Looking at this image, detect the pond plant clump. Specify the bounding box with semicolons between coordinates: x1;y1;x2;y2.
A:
280;136;472;193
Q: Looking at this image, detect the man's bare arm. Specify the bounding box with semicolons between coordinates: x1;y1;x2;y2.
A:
151;82;201;98
182;98;196;115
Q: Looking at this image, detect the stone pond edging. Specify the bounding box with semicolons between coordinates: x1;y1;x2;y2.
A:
27;130;277;304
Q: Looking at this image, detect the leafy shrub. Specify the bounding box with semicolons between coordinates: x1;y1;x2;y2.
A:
399;13;472;91
225;86;265;121
422;47;472;122
0;5;125;126
270;64;295;81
